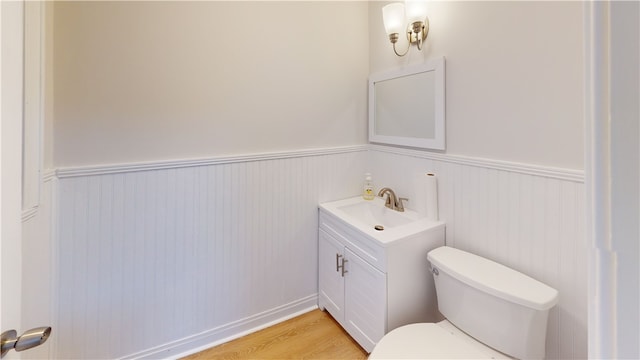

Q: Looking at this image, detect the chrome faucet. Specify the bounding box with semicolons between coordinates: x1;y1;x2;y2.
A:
377;187;408;212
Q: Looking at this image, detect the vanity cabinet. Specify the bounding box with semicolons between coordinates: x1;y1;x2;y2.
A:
319;229;386;351
318;207;445;353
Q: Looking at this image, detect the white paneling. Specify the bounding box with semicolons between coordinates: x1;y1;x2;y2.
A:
51;146;586;359
54;149;366;359
368;149;587;360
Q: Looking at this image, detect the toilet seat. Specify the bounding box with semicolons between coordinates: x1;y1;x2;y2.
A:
368;321;511;359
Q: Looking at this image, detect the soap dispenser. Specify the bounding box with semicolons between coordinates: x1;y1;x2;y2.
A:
363;173;375;200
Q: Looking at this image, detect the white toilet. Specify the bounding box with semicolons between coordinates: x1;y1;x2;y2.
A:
369;246;559;359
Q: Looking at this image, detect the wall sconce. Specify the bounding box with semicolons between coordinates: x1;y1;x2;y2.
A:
382;1;429;57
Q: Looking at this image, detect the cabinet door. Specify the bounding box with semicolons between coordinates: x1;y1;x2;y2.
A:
318;230;345;323
344;248;387;353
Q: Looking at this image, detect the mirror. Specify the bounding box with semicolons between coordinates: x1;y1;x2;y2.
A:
368;57;445;150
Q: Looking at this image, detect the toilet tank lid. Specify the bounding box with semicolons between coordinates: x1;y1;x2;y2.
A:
427;246;559;311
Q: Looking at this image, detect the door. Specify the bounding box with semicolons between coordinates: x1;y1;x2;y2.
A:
344;248;386;353
1;1;25;359
318;230;345;322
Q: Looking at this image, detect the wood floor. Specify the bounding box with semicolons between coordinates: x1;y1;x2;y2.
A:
182;309;369;360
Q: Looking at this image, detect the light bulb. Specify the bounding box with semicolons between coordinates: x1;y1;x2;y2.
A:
405;0;427;24
382;3;405;35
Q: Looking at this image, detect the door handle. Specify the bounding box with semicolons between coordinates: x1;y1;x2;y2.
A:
1;327;51;357
336;253;343;272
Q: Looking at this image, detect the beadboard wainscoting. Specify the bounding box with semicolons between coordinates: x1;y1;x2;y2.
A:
367;145;587;360
49;145;587;359
54;147;368;359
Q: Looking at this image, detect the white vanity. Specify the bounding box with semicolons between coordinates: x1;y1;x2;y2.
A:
318;196;445;352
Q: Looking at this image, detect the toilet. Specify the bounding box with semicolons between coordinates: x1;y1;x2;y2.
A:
369;246;559;359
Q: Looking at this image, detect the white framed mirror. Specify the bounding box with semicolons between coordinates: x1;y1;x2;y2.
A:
368;57;445;150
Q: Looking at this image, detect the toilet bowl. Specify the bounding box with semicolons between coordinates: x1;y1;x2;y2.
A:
369;321;510;359
369;246;559;360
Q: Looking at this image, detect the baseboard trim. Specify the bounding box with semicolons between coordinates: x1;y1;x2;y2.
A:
119;295;319;360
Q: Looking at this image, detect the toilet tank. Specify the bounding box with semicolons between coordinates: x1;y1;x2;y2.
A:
427;246;559;360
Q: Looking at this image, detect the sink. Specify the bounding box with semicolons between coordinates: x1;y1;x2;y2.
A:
319;196;443;245
337;198;418;228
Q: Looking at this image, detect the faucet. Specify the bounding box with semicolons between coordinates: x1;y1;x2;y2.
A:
377;188;408;212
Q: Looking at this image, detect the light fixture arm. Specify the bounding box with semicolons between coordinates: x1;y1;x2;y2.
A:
389;33;410;57
412;19;428;50
386;17;429;57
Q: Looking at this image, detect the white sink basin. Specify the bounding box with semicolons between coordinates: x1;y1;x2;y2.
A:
319;196;443;245
338;198;418;228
